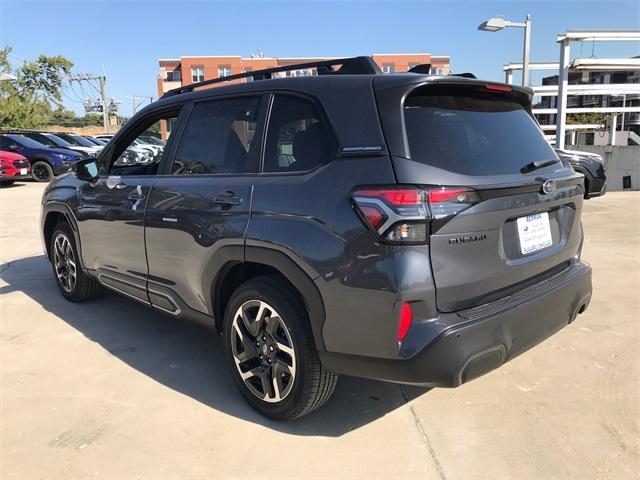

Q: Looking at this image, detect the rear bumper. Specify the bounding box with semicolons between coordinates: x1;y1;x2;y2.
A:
320;261;592;387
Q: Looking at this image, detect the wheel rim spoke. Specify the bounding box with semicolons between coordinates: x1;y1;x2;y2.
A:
53;233;75;293
230;299;296;403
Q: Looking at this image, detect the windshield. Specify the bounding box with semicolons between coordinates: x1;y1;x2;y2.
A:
69;134;97;147
9;134;47;149
44;134;73;147
404;92;557;176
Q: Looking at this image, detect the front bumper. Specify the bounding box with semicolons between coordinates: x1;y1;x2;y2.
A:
0;173;32;181
320;261;592;387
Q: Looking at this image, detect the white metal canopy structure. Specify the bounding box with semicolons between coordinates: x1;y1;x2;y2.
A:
554;30;640;149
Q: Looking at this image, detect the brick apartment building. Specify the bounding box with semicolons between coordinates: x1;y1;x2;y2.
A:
157;53;450;97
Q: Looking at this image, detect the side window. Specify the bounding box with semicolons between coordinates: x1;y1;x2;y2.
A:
171;96;261;175
263;95;336;173
109;113;178;176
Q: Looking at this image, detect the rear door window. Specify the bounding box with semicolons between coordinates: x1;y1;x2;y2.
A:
263;95;336;173
171;96;262;175
404;91;556;176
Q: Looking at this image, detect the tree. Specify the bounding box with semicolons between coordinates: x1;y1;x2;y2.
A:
0;45;73;129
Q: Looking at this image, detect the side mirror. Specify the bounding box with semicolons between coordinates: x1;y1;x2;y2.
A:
74;158;99;182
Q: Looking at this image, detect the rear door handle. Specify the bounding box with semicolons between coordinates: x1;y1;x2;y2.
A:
213;193;243;206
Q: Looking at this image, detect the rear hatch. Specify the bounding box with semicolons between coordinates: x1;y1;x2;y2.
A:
376;79;585;312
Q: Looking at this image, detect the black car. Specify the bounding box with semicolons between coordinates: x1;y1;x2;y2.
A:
40;57;592;419
556;149;606;199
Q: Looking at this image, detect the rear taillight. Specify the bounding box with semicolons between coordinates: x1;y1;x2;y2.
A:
353;186;479;242
353;187;429;243
427;187;479;219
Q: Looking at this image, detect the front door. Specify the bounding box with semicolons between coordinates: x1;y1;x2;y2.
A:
76;107;183;303
144;95;266;315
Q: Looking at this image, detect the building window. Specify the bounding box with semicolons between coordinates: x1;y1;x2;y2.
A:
167;70;181;82
243;67;253;82
218;66;232;78
434;67;444;75
191;67;204;82
382;63;395;74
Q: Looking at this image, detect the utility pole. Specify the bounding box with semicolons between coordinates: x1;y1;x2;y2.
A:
69;73;111;134
131;94;153;115
99;75;108;134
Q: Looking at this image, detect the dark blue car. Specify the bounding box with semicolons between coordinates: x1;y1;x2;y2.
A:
0;134;84;182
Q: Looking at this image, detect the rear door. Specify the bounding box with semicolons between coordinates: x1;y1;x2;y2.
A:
377;80;585;312
144;94;267;315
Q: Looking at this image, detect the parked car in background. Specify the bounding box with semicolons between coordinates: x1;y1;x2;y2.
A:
16;131;98;156
0;150;31;186
83;136;107;146
0;134;83;182
41;56;593;420
94;134;154;164
53;133;102;155
555;149;606;199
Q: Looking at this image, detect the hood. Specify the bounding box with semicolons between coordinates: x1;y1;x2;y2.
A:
0;150;28;161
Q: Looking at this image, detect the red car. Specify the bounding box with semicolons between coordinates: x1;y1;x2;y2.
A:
0;150;31;186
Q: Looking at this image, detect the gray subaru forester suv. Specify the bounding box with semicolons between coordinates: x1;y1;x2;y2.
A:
40;57;592;419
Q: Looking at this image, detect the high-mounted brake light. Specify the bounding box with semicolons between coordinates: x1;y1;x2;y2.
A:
484;83;512;93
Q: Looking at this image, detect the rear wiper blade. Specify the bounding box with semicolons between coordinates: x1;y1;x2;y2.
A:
520;159;559;173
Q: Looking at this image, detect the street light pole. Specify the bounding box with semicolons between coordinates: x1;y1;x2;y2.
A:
478;14;532;86
522;14;531;87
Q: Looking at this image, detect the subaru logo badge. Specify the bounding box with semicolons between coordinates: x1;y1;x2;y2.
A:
542;180;557;195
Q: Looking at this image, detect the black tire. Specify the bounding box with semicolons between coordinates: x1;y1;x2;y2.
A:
50;221;102;302
583;177;590;199
32;161;54;182
223;275;338;420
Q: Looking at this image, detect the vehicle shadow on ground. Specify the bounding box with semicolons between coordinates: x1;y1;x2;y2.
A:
0;255;430;436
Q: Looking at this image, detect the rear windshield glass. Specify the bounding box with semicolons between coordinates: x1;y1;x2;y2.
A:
404;92;556;176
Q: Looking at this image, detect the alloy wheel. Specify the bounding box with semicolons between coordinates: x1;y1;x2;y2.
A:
53;233;76;293
230;300;296;403
33;164;51;181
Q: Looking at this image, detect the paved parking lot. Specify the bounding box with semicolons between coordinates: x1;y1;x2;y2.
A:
1;182;639;479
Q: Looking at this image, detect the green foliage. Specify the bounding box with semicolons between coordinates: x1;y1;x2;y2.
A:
0;45;73;129
48;109;103;127
567;112;606;128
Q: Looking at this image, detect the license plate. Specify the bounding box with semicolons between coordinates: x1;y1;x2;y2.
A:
517;212;553;255
20;168;27;175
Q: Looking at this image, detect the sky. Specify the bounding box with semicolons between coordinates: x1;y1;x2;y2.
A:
1;0;639;117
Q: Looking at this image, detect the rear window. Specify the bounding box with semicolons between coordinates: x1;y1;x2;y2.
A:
404;91;556;176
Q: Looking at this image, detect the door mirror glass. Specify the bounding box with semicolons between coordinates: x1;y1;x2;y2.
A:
75;158;99;181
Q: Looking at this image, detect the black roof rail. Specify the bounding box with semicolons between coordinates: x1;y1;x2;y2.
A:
161;56;381;98
408;63;432;74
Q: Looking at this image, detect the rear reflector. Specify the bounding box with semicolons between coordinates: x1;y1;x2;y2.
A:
397;303;413;342
484;83;512;93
